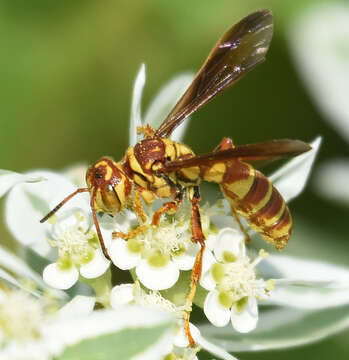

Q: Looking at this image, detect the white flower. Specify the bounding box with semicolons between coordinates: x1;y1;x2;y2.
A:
42;208;110;290
201;228;272;332
4;170;110;290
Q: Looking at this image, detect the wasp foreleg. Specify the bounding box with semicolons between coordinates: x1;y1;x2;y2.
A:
184;186;206;347
112;187;153;240
151;201;180;226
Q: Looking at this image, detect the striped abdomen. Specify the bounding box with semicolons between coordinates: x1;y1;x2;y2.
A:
202;160;291;250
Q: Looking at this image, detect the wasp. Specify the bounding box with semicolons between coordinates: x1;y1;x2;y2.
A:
41;10;311;345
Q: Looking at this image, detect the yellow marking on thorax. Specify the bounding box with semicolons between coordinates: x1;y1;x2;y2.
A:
163;139;176;160
203;163;226;183
180;167;200;181
175;142;194;156
126;147;153;182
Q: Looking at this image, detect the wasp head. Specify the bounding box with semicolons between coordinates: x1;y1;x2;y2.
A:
86;156;131;214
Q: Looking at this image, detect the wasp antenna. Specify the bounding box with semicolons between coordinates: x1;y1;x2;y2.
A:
39;188;89;223
90;190;111;260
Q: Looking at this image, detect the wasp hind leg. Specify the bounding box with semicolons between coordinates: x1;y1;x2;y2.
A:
230;206;252;245
184;186;206;347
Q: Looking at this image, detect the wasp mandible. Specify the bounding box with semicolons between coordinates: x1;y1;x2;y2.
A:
41;9;311;345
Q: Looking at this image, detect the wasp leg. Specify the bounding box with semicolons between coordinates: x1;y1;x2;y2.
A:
152;201;181;226
151;187;185;226
184;186;206;347
230;206;252;245
214;137;234;151
113;187;152;240
134;186;149;223
113;225;149;240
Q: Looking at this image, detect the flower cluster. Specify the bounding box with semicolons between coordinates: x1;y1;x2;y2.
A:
201;229;273;332
2;63;347;360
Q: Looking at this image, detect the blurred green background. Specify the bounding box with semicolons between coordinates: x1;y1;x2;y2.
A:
0;0;348;359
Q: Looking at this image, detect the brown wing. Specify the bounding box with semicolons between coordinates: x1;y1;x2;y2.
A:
161;140;311;172
155;10;273;138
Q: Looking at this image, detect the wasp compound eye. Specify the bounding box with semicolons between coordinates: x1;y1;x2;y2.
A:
95;171;103;179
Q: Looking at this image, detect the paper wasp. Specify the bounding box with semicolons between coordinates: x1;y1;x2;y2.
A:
41;10;311;345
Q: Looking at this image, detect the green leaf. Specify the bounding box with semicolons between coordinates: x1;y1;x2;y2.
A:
199;304;349;352
58;322;172;360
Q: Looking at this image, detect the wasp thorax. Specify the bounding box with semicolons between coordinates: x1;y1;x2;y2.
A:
86;157;131;215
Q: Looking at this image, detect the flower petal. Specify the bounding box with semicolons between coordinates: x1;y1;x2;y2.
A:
59;295;95;318
214;228;245;262
129;63;146;146
270;137;321;203
231;296;258;333
110;283;134;309
43;263;79;290
204;290;231;327
52;208;91;240
200;270;216;292
200;250;217;291
202;248;216;274
144;73;194;141
136;259;179;290
0;169;44;198
79;248;110;279
109;238;141;270
173;321;200;347
314;159;349;204
172;242;200;270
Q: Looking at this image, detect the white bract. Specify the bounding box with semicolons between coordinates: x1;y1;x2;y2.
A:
288;3;349;205
110;282;237;360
